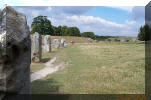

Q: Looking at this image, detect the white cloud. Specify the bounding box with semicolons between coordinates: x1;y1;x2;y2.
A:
13;6;144;37
51;6;93;15
107;6;134;12
14;6;52;25
49;15;143;37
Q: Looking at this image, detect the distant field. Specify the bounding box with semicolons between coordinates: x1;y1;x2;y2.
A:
51;36;93;43
31;35;93;45
31;35;139;45
31;42;145;94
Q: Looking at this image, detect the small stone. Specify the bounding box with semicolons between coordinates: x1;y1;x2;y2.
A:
131;38;137;42
43;35;51;52
52;39;60;49
61;38;67;47
120;38;126;42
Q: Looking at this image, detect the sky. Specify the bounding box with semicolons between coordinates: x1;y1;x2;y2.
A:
0;1;147;37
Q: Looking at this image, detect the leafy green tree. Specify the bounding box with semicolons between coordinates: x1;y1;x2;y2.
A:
31;16;54;35
52;26;57;36
57;26;62;36
68;27;81;36
61;26;69;36
53;26;81;36
81;32;95;39
52;26;63;36
138;25;145;41
144;24;151;41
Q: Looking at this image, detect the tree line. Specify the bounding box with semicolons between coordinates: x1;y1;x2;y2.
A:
30;15;119;40
137;24;151;41
30;15;148;41
30;16;94;39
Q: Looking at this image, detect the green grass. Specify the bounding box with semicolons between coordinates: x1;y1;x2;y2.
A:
31;42;145;94
30;50;59;73
30;63;45;73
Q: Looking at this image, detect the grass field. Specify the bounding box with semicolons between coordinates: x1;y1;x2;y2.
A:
31;42;145;94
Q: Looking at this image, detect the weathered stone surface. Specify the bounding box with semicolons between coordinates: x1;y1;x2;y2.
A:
120;38;126;42
31;32;42;62
88;38;93;43
60;38;64;46
43;35;51;52
95;40;99;43
131;38;137;42
0;6;31;96
105;38;111;42
52;39;60;49
61;38;67;47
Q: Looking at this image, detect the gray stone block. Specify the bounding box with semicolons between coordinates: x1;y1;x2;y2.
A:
0;6;31;96
31;32;42;62
43;35;51;52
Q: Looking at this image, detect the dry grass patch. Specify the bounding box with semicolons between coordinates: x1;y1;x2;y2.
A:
32;42;145;94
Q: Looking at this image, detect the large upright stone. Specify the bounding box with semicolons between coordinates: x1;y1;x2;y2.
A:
43;35;51;52
120;38;125;42
31;32;42;62
61;38;67;47
0;6;31;97
88;38;93;43
145;2;151;96
52;39;60;49
131;38;137;42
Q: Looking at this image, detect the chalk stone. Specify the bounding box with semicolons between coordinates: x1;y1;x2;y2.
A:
31;32;42;62
120;38;125;42
131;38;137;42
43;35;51;52
0;6;31;96
88;38;93;43
61;38;67;47
52;39;60;49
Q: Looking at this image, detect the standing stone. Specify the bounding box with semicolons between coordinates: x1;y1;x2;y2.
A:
61;38;64;47
120;38;125;42
131;38;137;42
0;6;31;97
61;38;67;47
43;35;51;52
88;38;93;43
64;40;67;47
52;39;60;49
105;38;111;42
95;40;99;43
31;32;42;62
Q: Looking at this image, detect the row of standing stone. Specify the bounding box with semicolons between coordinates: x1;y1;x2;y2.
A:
31;32;67;62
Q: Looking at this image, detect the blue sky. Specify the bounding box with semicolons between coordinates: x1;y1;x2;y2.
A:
0;4;145;37
86;7;131;24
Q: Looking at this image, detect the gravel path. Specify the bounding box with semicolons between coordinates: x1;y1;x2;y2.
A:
31;57;62;82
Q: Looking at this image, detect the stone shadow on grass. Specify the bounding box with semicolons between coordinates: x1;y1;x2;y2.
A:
41;58;50;63
31;78;63;94
31;78;120;100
